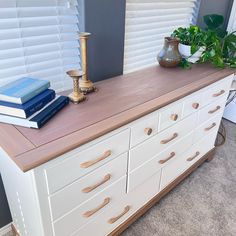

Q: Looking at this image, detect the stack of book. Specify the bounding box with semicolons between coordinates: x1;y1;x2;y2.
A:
0;78;69;129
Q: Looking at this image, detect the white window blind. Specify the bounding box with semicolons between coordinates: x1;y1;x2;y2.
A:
124;0;200;73
0;0;81;92
228;0;236;31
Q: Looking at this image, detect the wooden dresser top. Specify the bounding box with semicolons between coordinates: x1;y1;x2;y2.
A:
0;64;234;172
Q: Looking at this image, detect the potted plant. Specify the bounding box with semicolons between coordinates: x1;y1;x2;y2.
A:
172;25;207;63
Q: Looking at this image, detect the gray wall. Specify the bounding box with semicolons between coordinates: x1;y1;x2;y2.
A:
197;0;234;29
0;175;12;228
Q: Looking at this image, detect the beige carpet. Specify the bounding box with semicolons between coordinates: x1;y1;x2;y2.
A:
122;119;236;236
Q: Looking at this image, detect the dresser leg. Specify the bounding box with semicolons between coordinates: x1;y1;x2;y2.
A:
206;149;215;162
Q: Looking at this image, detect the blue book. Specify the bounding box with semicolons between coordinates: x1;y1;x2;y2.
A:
0;78;50;104
0;89;55;118
0;96;69;129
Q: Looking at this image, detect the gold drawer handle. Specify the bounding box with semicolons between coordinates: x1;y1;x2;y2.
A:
187;151;200;162
82;174;111;193
208;106;221;114
144;127;153;136
170;114;178;121
108;205;131;224
160;133;178;144
80;150;112;168
83;197;110;218
213;90;225;97
159;152;176;164
205;122;216;131
192;103;200;109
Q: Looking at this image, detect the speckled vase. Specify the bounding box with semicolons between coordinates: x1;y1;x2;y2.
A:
157;37;182;68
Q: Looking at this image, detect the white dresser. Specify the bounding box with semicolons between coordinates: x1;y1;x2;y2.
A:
0;66;234;236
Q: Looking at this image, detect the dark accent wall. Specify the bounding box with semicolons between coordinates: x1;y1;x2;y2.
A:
0;175;12;228
83;0;126;82
197;0;234;29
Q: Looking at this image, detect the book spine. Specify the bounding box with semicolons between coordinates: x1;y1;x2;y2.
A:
24;92;56;118
37;98;69;129
21;83;50;104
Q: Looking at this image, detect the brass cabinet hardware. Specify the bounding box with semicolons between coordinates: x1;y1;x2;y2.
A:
144;127;153;136
80;150;112;168
187;151;200;162
160;133;178;144
159;152;176;164
205;122;216;131
170;114;178;121
82;174;111;193
83;197;110;218
192;103;200;109
212;90;225;97
108;205;131;224
208;106;221;114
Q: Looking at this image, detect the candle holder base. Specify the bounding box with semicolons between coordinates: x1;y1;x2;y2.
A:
68;92;86;104
79;79;96;94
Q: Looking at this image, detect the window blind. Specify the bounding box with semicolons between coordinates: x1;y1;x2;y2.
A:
228;0;236;31
124;0;200;73
0;0;81;92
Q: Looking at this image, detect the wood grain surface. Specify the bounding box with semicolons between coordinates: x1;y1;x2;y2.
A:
0;64;234;171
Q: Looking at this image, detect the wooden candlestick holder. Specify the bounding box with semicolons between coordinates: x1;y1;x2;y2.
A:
66;70;86;104
79;32;96;94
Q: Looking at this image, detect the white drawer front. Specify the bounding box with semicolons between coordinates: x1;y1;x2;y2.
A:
158;100;183;132
45;129;130;194
198;97;227;125
194;113;223;143
204;75;233;104
160;131;216;190
130;112;158;148
128;132;193;192
49;153;128;221
71;171;160;236
183;89;205;117
129;113;197;171
53;177;126;236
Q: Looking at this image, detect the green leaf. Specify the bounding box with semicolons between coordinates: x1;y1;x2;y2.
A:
179;59;191;69
204;14;224;29
191;44;198;54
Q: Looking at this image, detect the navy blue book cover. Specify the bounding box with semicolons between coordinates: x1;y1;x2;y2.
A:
30;96;69;129
0;89;56;118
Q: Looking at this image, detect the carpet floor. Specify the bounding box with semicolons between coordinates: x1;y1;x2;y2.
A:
122;119;236;236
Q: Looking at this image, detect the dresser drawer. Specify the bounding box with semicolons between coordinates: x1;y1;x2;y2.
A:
53;177;126;236
49;153;128;221
45;129;130;194
194;113;222;143
130;112;158;148
160;131;216;190
183;89;205;117
71;171;160;236
158;100;183;132
198;98;227;125
128;132;193;192
203;75;232;105
129;113;197;171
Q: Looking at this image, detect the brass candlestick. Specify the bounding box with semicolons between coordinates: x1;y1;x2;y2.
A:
79;32;96;94
66;70;86;104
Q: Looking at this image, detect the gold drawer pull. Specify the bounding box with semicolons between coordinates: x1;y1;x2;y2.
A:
192;103;200;109
213;90;225;97
205;122;216;131
187;151;200;162
160;133;178;144
80;150;112;168
83;197;110;218
170;114;178;121
159;152;176;164
82;174;111;193
108;205;131;224
208;106;221;114
144;127;153;136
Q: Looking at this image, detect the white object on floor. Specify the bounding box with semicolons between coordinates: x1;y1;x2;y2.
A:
0;223;12;236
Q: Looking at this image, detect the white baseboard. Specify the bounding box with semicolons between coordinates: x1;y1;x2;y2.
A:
0;223;12;236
